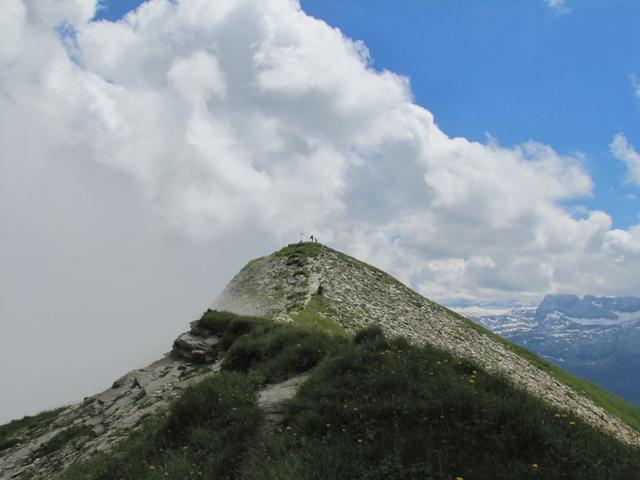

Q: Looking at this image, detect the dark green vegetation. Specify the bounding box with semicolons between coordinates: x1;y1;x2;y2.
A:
0;408;64;454
445;307;640;433
220;312;335;383
198;309;269;348
197;309;336;380
272;242;323;261
59;312;640;480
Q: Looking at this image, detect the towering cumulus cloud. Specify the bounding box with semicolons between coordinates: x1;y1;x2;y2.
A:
2;0;639;302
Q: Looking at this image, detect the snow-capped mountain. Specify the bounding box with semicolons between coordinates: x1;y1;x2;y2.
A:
464;294;640;407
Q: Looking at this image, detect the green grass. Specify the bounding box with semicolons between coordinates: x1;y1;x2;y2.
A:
198;310;266;336
273;242;323;260
443;306;640;433
62;315;640;480
215;310;339;383
0;407;64;454
242;325;640;480
291;295;348;337
505;341;640;431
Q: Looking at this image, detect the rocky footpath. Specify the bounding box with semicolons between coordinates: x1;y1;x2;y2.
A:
213;243;640;447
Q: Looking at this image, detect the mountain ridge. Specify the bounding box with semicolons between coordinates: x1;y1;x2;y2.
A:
213;244;640;441
2;243;640;479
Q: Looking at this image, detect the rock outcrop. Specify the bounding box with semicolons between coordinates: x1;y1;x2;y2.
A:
0;355;218;480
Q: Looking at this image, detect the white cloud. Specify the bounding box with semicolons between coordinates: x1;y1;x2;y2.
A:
25;0;97;27
610;133;640;185
630;74;640;99
3;0;640;307
544;0;571;15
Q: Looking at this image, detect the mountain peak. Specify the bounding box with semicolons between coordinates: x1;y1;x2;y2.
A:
212;243;640;444
213;241;433;332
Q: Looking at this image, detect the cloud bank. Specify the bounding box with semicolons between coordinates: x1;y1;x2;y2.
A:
2;0;640;307
611;133;640;186
631;74;640;100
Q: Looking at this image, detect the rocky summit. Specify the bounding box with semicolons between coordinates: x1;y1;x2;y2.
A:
1;243;640;479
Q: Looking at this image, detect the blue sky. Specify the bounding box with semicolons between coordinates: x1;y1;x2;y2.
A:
96;0;640;228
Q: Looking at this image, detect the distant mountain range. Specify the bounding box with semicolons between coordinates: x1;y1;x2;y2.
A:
466;294;640;406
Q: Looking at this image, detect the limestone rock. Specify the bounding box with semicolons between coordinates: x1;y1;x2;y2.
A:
172;332;219;363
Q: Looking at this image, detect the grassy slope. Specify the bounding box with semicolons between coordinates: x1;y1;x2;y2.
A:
275;243;640;434
443;307;640;433
291;295;347;338
60;312;640;480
